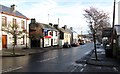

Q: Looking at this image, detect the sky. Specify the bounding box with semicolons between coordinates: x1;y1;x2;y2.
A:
0;0;120;34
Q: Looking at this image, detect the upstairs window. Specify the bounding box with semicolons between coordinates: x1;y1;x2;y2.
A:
49;31;53;36
56;31;57;36
21;20;25;29
13;18;17;28
44;30;48;36
2;16;7;26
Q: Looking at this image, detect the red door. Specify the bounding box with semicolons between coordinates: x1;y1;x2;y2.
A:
2;35;7;48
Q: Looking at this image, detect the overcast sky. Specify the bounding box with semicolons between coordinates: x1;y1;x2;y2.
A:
1;0;120;34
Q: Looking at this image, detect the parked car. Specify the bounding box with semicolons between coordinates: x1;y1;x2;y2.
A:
71;43;79;47
63;42;71;48
79;42;85;45
96;42;101;48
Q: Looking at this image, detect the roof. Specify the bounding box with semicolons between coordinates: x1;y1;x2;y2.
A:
30;22;58;31
115;25;120;35
59;28;70;33
42;23;58;31
0;4;28;19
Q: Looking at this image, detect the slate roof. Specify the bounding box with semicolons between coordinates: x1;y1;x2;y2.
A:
0;4;28;19
59;27;78;34
32;22;58;31
59;28;71;33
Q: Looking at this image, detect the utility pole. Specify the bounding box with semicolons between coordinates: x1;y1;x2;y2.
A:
58;18;59;25
48;14;49;24
111;0;116;56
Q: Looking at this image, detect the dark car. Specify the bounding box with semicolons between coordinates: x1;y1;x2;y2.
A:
63;42;71;48
71;43;79;47
96;42;101;48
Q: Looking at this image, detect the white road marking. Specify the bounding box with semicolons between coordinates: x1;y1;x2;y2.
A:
113;67;118;72
70;66;78;72
84;64;87;67
84;50;91;55
2;66;23;73
63;54;68;56
80;68;84;72
71;63;83;66
38;56;58;62
38;53;68;63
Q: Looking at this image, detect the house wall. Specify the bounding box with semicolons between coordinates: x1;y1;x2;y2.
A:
44;38;51;47
73;33;78;43
52;31;59;46
64;33;71;44
1;13;30;49
44;30;52;47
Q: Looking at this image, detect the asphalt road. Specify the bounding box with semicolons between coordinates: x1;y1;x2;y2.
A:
2;42;94;73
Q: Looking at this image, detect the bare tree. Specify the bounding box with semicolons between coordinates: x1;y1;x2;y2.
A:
2;22;26;56
84;7;111;42
83;7;111;60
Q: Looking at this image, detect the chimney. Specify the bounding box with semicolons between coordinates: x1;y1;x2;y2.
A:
10;4;16;12
49;23;53;26
62;27;65;29
54;24;58;29
70;27;73;30
31;18;36;24
64;25;67;29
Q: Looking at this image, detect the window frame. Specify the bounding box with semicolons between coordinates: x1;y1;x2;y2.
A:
2;16;7;26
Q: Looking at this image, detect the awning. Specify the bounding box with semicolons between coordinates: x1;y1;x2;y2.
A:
44;36;52;38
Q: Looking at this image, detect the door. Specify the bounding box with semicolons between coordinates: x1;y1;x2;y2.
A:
2;35;7;48
51;39;53;46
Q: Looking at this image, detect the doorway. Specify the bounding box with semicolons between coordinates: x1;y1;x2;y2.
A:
2;35;7;48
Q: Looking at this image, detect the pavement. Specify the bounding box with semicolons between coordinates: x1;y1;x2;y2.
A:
1;46;61;57
76;46;120;73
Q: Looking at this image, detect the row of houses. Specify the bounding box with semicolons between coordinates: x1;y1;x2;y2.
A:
29;19;78;48
0;4;78;50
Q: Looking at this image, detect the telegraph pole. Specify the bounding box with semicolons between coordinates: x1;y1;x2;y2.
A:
48;14;50;24
58;18;59;25
111;0;116;56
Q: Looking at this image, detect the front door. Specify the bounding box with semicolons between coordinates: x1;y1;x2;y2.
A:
2;35;7;48
51;39;53;46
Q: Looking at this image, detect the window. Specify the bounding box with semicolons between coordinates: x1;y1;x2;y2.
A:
44;30;48;36
56;31;57;36
13;18;17;28
49;31;53;36
21;20;25;29
2;16;7;26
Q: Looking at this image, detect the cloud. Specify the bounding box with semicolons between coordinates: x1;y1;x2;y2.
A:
1;0;118;34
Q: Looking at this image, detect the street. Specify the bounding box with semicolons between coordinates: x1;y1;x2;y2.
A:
2;43;94;72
